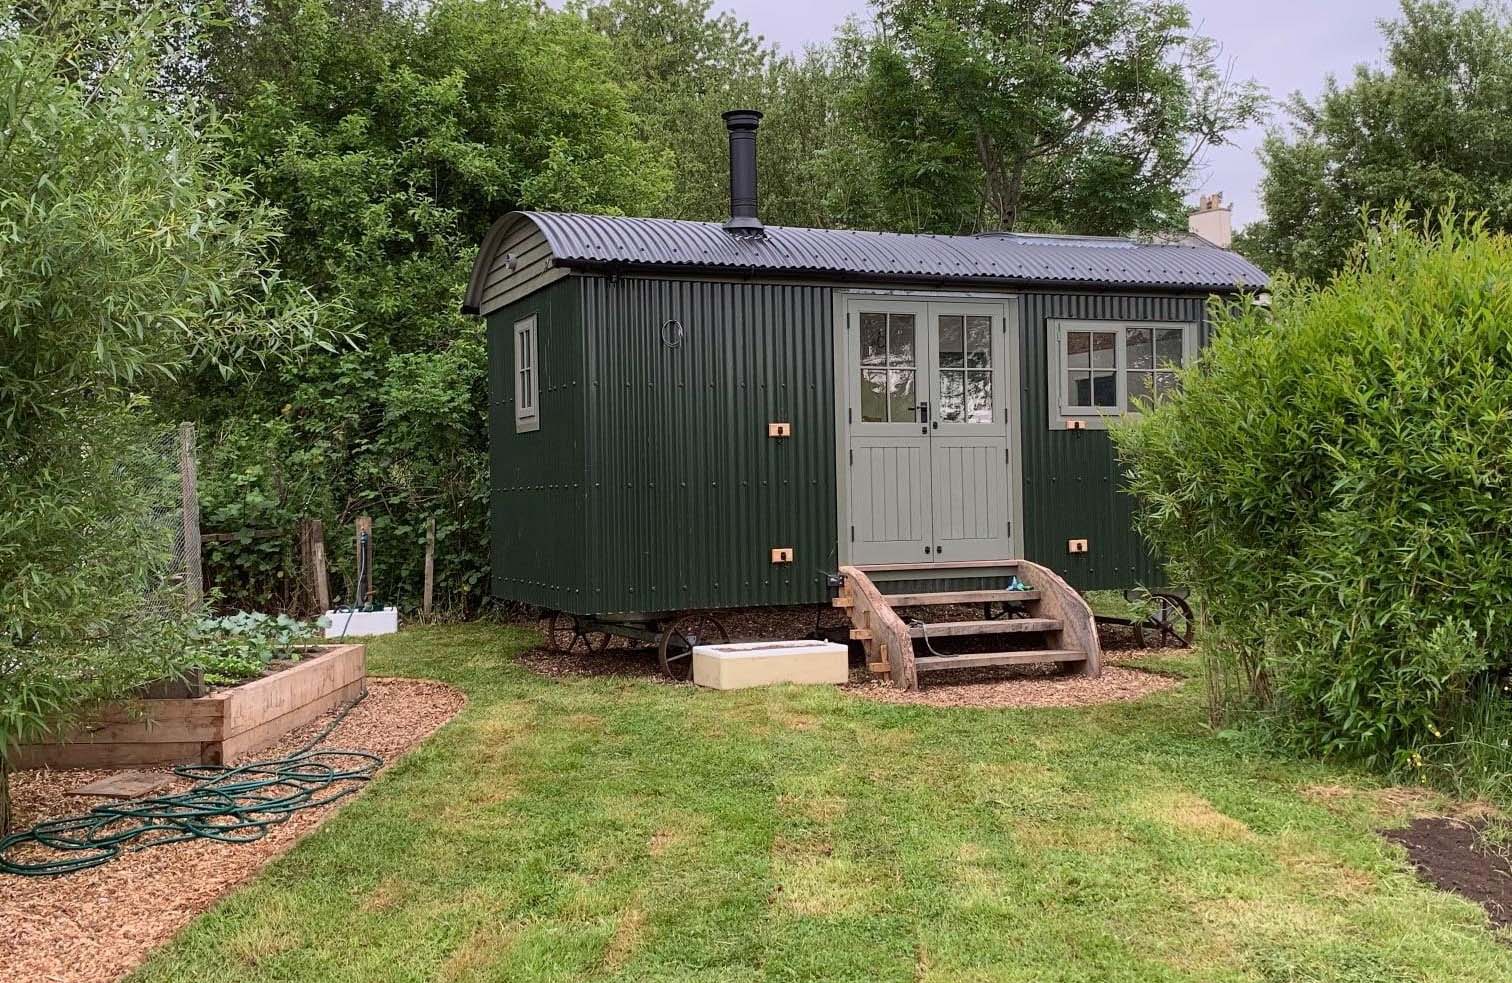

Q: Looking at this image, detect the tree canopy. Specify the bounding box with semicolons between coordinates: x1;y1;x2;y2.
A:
853;0;1265;234
1239;0;1512;281
0;0;328;788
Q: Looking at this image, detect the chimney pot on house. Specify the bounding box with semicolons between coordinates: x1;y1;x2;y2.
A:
1188;192;1232;249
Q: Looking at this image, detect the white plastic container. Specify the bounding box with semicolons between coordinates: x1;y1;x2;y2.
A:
323;607;399;638
692;640;849;690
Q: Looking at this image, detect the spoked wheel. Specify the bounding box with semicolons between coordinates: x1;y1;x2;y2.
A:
1134;592;1195;649
657;613;729;681
544;612;612;655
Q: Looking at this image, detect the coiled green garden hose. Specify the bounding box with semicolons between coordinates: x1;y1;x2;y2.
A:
0;692;380;878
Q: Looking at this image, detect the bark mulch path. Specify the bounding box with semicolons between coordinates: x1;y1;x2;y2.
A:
1384;817;1512;931
841;662;1181;709
513;604;1186;708
0;677;466;983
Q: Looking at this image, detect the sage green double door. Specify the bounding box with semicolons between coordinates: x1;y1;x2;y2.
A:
844;296;1015;566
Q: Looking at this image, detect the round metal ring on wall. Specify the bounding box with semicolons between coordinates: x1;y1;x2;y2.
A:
660;319;685;348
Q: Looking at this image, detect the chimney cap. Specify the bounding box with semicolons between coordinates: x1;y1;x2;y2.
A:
722;108;764;128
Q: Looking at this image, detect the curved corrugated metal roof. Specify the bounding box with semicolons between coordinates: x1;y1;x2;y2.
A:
513;211;1267;292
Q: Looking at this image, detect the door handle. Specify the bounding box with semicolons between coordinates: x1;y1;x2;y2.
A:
918;401;929;424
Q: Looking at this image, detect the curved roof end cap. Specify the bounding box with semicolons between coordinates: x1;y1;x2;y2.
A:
462;212;532;316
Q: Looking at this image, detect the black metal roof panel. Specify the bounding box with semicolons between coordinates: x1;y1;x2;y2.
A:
518;211;1267;292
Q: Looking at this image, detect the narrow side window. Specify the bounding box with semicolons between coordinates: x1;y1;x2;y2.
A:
514;314;540;433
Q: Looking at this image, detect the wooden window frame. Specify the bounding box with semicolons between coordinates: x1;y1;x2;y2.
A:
1046;319;1198;430
514;314;540;433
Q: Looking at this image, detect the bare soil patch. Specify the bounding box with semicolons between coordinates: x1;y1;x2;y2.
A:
1383;817;1512;930
0;677;466;983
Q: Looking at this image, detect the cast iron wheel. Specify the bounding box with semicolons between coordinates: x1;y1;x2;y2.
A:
657;613;729;681
544;612;612;655
1133;592;1195;649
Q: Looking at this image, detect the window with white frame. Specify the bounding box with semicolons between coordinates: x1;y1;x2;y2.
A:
1049;319;1197;427
514;315;540;433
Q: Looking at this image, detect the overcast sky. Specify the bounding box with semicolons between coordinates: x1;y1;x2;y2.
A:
711;0;1407;229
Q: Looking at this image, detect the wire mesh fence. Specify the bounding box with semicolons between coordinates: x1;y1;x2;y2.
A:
86;422;199;623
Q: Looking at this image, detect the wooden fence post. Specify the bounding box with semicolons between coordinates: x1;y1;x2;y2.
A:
298;519;330;615
355;516;373;607
178;422;203;612
423;518;436;621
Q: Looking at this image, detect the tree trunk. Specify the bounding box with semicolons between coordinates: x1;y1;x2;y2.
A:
974;130;1027;232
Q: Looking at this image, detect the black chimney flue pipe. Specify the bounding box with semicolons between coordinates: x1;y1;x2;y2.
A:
722;109;763;232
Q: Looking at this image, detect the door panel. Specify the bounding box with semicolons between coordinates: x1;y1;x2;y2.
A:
843;296;1014;566
926;302;1013;562
847;299;932;565
849;441;931;562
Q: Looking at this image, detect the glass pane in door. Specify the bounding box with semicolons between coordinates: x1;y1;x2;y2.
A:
938;312;992;423
858;311;917;422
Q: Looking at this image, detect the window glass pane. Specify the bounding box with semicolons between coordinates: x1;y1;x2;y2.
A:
1155;370;1179;399
860;369;888;422
966;315;992;368
1067;331;1090;368
1092;331;1116;369
1127;327;1153;370
860;313;887;367
887;369;916;422
1156;328;1185;368
1127;370;1152;409
967;371;992;422
1092;370;1116;407
1069;369;1091;406
938;370;964;421
888;313;916;366
938;315;964;368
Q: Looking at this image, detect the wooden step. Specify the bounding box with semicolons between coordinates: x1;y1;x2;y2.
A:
855;560;1019;573
907;618;1060;638
880;589;1040;607
915;649;1085;672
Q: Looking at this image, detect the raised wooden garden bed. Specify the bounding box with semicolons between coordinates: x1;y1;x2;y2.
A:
13;644;366;770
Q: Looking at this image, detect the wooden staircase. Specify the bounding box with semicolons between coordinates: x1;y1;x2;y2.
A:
832;559;1101;690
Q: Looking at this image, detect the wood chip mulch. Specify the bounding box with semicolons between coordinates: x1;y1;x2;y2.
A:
0;677;466;983
510;604;1186;709
842;660;1182;709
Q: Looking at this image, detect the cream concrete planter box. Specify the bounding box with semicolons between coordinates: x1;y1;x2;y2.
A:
692;640;849;690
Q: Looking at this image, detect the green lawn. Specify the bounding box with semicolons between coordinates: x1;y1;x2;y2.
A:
131;625;1511;983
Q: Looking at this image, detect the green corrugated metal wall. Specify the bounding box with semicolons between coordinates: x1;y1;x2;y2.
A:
1016;291;1209;590
580;277;837;612
487;274;1211;613
486;277;589;609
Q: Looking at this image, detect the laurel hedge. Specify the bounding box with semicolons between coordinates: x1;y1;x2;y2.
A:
1115;213;1512;781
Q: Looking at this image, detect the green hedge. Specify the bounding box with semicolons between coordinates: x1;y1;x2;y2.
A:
1114;213;1512;779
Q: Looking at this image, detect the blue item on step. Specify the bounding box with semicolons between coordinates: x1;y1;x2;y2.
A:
1006;575;1032;592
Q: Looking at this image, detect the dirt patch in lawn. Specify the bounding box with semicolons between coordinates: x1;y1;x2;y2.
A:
843;662;1181;709
0;677;466;983
1383;817;1512;930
